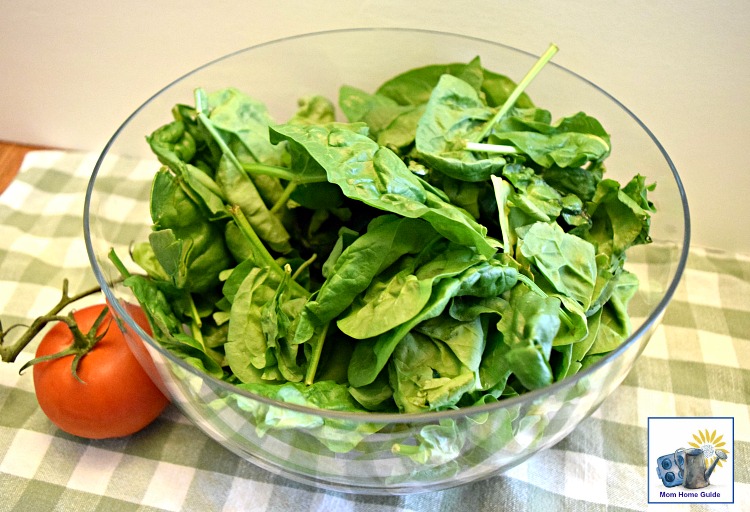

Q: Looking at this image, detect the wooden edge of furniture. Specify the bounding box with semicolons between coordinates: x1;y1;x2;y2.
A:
0;141;51;194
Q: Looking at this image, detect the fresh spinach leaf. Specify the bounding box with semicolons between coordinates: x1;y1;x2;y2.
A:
288;95;337;126
518;221;598;310
339;85;422;152
337;242;482;339
389;332;477;413
375;57;532;109
121;272;225;379
496;284;560;390
204;87;285;167
270;122;497;257
491;111;610;168
348;277;465;388
583;175;656;267
215;155;292;254
305;215;440;326
234;380;385;453
415;74;504;182
226;266;277;376
149;169;233;293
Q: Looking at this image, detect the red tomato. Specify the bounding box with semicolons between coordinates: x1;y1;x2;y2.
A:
32;304;169;439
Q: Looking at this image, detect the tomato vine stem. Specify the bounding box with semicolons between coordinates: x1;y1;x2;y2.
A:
0;279;102;364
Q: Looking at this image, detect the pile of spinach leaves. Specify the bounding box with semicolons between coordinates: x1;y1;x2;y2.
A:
120;46;654;454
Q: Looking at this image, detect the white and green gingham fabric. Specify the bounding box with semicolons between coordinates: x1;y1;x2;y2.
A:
0;151;748;511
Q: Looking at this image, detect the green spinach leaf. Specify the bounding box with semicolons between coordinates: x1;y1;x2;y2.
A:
270;122;497;257
518;221;598;310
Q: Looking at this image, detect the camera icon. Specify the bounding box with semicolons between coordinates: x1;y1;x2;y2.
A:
656;452;684;487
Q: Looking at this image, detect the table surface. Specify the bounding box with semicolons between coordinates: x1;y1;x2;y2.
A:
0;149;747;511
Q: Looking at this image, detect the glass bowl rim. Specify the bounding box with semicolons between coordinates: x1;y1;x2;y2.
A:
83;27;691;424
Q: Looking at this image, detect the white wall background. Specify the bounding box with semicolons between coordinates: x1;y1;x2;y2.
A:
2;0;748;253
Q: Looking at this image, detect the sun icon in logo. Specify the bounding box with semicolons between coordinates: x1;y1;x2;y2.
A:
689;429;729;469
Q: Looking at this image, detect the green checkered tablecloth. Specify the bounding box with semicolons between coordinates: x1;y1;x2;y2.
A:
0;151;747;511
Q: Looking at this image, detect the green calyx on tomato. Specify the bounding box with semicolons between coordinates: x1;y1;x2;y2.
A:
19;304;110;382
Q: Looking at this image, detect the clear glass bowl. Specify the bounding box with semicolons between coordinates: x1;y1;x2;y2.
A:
83;28;690;494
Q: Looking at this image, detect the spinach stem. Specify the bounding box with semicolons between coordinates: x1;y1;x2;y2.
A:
229;205;308;298
304;320;329;386
516;273;575;328
194;89;246;174
464;141;519;155
490;176;513;257
194;88;326;187
242;163;326;184
477;43;558;141
291;253;317;282
190;320;211;355
187;293;202;329
270;181;297;215
229;205;281;271
109;248;132;279
558;308;575;329
183;164;225;199
391;443;420;455
516;273;546;298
